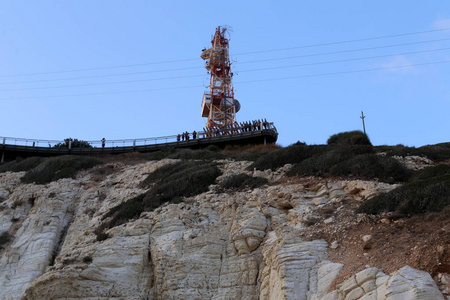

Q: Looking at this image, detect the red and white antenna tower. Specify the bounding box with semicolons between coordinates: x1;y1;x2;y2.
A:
200;26;240;129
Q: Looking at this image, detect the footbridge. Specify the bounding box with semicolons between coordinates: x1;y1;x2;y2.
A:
1;123;278;162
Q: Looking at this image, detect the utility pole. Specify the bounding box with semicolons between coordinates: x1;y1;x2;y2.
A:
360;111;366;135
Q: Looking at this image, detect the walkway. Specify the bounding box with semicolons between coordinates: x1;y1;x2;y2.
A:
1;124;278;161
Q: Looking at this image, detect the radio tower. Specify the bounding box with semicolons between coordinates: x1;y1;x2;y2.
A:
200;26;240;129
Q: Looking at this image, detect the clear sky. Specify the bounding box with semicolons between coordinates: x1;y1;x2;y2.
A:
1;1;449;147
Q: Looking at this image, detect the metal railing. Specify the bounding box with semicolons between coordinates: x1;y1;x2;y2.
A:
1;122;276;150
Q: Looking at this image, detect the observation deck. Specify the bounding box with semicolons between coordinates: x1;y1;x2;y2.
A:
1;123;278;162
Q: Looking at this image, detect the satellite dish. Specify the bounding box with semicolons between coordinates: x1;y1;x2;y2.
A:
235;99;241;113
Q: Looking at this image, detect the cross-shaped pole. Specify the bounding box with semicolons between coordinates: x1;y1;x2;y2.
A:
360;111;366;135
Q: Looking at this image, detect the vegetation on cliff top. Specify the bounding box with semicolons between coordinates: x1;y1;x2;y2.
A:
375;142;450;162
20;156;103;184
357;164;450;216
99;161;221;231
53;138;92;148
219;173;268;191
0;157;44;173
327;130;372;146
1;130;449;219
249;132;412;183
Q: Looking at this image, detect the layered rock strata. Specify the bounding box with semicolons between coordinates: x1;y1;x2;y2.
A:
0;159;445;299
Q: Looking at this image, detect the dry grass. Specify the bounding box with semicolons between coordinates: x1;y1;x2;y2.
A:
221;143;281;154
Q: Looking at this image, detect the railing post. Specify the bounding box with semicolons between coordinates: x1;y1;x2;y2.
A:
133;139;136;151
1;138;4;163
68;140;72;150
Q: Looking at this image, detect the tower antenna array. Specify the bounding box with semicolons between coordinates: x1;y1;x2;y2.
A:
200;26;240;129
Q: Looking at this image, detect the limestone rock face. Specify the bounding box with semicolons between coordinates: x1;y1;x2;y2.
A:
316;265;444;300
0;160;445;300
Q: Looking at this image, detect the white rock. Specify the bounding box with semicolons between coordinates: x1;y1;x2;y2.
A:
330;241;339;249
0;161;444;300
362;235;373;243
313;197;328;206
324;217;334;224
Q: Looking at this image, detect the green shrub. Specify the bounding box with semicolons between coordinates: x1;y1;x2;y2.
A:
409;164;450;182
219;173;268;190
287;145;373;177
53;138;92;148
230;152;266;162
103;161;222;228
145;161;222;199
21;156;103;184
357;173;450;216
95;232;111;242
143;149;176;160
249;144;328;171
205;145;220;152
0;231;12;247
0;157;44;173
223;144;280;162
375;144;417;157
167;149;224;161
82;256;93;263
327;130;372;146
416;143;450;161
329;154;411;182
375;143;450;162
358;164;450;216
143;148;224;161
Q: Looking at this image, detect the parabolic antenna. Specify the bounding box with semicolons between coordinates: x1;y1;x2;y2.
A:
235;99;241;113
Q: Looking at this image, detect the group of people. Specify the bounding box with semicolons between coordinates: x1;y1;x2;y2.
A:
177;119;270;141
177;131;197;142
238;119;270;132
204;119;270;137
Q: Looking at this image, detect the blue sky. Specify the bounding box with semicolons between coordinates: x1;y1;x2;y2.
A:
0;1;449;147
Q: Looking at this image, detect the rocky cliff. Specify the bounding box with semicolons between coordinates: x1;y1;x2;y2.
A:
0;158;448;299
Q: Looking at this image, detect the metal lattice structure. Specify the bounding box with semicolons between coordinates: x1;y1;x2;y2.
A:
200;26;240;129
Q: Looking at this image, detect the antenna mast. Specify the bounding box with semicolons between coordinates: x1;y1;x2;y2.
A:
200;26;240;129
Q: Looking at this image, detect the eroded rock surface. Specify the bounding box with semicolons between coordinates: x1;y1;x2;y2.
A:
0;160;446;299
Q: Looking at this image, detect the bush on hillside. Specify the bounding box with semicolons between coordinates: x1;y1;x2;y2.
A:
357;171;450;216
222;144;281;162
409;164;450;182
143;144;280;162
143;148;224;161
53;138;92;148
219;173;268;190
358;164;450;216
21;156;103;184
0;157;44;173
166;149;224;160
249;143;328;171
327;130;372;146
143;149;176;160
329;153;411;182
0;231;12;247
375;143;450;162
287;145;373;177
103;161;221;228
205;145;221;152
417;143;450;161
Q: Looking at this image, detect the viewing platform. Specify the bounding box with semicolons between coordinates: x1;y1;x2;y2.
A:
1;123;278;162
